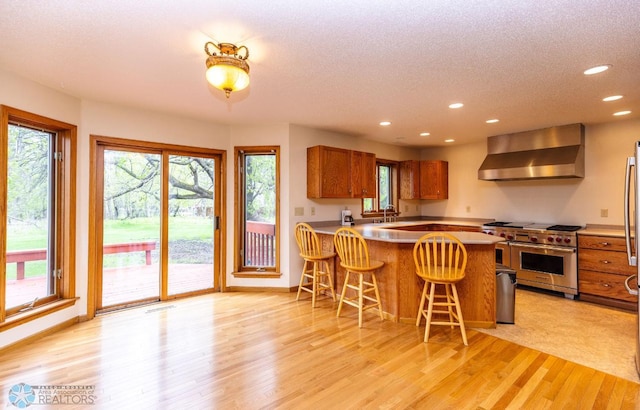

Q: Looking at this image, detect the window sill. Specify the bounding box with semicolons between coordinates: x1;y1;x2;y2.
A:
232;271;282;279
0;298;79;332
361;212;400;219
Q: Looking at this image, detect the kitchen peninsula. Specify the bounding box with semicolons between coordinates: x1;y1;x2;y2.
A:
314;222;504;328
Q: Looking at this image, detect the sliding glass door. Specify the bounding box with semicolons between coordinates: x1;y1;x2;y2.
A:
92;138;223;312
167;154;216;295
101;148;161;308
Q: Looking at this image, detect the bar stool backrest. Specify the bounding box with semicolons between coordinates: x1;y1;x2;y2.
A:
295;222;323;258
413;232;467;282
333;227;372;269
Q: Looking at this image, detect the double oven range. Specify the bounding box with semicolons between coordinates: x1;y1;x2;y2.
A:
483;222;583;299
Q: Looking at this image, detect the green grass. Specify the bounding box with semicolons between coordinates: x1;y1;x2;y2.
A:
7;216;214;279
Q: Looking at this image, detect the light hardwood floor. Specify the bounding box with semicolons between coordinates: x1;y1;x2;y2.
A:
1;292;639;409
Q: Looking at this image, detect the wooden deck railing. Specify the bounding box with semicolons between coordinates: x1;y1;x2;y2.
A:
245;221;276;267
7;241;157;280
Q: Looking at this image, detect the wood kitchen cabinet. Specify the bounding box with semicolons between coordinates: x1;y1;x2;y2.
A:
578;234;637;311
307;145;376;198
400;160;421;199
399;160;448;200
350;150;376;198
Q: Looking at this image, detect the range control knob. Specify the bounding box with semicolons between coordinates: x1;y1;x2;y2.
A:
486;231;494;235
547;236;554;242
507;234;514;241
500;233;506;238
530;236;538;243
564;237;572;244
555;237;563;243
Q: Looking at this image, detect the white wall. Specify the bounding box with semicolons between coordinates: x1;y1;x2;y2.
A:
420;119;640;226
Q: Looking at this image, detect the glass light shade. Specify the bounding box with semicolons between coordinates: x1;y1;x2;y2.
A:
206;63;250;95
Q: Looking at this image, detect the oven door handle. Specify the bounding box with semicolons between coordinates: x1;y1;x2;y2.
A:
510;243;576;254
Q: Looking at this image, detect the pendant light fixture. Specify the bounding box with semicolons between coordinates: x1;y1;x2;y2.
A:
204;41;250;98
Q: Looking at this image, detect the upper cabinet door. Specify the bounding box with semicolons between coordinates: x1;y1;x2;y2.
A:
351;150;376;198
420;160;448;199
307;145;351;198
400;160;421;199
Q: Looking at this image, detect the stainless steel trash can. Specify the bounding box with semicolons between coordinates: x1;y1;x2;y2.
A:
496;264;517;324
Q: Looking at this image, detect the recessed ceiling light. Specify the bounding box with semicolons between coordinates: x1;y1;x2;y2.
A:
379;121;391;126
486;119;499;124
603;95;623;102
449;103;464;109
614;110;631;116
444;139;455;143
584;65;611;75
419;132;430;137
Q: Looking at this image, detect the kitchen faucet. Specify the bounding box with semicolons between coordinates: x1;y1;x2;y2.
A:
383;204;396;223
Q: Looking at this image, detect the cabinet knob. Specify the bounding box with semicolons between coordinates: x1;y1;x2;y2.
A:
602;283;612;287
600;242;610;246
600;260;611;264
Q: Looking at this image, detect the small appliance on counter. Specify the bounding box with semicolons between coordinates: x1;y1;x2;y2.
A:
341;210;354;226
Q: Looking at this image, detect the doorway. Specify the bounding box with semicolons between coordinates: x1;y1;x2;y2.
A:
89;137;224;314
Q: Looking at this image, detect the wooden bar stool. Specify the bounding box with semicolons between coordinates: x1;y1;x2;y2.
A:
294;223;337;308
333;227;384;328
413;232;468;345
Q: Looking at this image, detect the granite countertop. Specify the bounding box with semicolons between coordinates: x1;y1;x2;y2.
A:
313;221;504;245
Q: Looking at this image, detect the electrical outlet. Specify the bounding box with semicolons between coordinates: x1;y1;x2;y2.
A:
310;207;315;216
404;205;409;212
466;205;471;213
601;208;608;218
294;207;304;216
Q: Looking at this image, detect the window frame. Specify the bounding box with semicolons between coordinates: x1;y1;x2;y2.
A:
0;105;77;330
233;146;281;278
361;159;400;218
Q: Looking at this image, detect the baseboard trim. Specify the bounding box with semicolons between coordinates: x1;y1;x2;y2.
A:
0;316;78;354
225;286;297;293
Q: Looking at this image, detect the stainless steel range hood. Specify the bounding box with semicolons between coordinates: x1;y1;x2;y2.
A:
478;123;585;181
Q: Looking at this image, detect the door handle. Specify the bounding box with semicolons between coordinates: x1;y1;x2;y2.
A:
625;274;638;296
625;156;637;266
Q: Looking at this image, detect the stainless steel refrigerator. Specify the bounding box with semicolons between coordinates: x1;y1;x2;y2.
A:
624;143;640;377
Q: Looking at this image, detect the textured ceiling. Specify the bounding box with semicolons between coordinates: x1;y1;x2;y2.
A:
0;0;638;147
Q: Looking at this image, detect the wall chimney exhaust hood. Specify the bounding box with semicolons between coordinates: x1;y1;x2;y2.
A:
478;123;585;181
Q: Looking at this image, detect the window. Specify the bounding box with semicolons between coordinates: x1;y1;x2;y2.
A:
0;106;76;327
234;146;280;276
363;160;399;216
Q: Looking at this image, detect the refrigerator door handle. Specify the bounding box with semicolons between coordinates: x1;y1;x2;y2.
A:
625;274;638;296
625;156;637;266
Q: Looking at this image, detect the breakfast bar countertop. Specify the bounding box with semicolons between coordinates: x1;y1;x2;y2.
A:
313;221;505;245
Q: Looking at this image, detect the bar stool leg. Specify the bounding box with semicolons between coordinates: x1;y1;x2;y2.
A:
323;260;337;301
451;284;468;346
371;273;383;321
424;282;436;343
337;271;350;319
311;261;319;308
296;260;309;301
